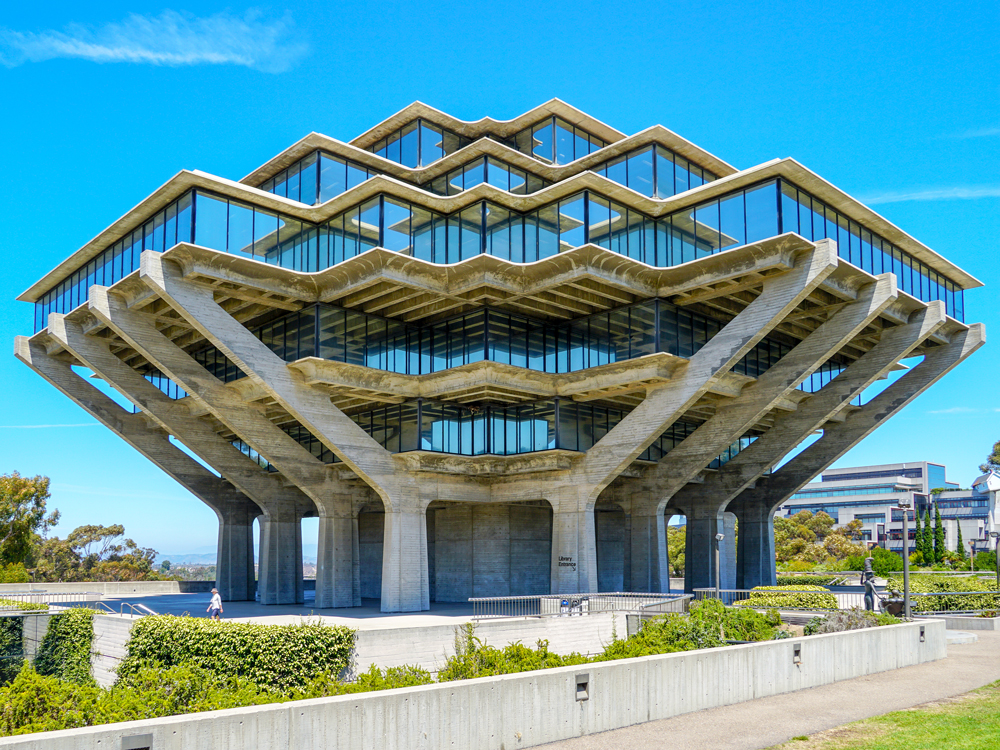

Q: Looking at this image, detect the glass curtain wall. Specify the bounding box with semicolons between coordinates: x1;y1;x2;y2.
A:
369;119;471;168
34;179;967;332
260;152;376;205
192;298;795;383
592;145;718;198
238;395;757;464
428;157;549;196
510;117;607;164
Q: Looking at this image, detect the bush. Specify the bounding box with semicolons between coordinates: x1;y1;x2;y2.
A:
734;585;838;610
776;575;841;586
0;565;30;584
34;608;97;685
844;548;904;577
117;616;356;695
438;623;587;681
0;619;24;685
803;607;901;635
884;574;1000;613
974;551;997;572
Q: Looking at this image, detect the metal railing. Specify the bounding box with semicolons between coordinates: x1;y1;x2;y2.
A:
638;594;693;615
693;588;867;610
0;591;103;611
907;591;1000;615
90;601;159;618
469;592;685;620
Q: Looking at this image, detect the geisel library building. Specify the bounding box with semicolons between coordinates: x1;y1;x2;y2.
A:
15;101;985;611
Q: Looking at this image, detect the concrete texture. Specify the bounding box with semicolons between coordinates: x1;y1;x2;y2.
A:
0;620;945;749
930;614;1000;630
538;629;1000;750
91;615;135;687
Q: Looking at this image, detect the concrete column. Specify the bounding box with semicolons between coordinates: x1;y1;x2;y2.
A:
380;508;429;612
733;498;777;589
550;507;598;595
315;495;355;609
629;509;669;593
258;509;304;605
216;502;257;602
683;507;736;592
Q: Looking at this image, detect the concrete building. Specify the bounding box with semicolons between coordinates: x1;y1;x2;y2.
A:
777;461;998;556
14;101;984;611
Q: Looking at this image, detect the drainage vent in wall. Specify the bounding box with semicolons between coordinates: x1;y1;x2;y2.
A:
576;673;590;701
122;734;153;750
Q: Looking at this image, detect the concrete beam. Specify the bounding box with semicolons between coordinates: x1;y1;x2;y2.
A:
14;335;259;602
731;322;985;588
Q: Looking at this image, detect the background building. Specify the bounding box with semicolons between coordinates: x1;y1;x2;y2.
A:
15;101;984;610
779;462;998;556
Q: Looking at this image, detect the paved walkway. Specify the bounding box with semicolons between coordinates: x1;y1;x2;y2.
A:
540;630;1000;750
101;592;480;630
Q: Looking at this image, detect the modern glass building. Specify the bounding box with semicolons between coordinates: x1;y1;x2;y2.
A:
779;462;998;556
15;100;984;611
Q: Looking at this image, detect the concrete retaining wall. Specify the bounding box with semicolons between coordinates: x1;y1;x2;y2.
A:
91;615;136;687
0;620;945;750
929;614;1000;631
352;612;620;675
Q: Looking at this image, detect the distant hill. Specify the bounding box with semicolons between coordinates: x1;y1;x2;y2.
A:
157;544;318;566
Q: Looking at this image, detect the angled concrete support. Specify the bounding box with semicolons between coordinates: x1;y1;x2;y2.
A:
731;322;985;588
14;335;261;601
316;493;360;608
86;287;359;605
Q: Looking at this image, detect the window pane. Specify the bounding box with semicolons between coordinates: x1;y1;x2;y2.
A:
383;199;413;253
399;122;419;168
420;122;444;166
319;155;346;202
532;119;553;163
745;181;779;243
299;153;318;206
193;193;228;251
555;119;575;164
627;147;654;196
228;200;255;258
719;192;746;250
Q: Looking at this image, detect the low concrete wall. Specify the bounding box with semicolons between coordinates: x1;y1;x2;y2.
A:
0;581;318;596
352;612;620;675
0;620;945;749
928;614;1000;631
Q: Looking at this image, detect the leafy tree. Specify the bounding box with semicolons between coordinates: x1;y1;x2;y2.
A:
956;525;966;560
774;511;865;566
913;508;923;562
666;525;685;576
979;438;1000;475
160;560;171;573
933;504;945;563
0;473;59;566
32;525;160;582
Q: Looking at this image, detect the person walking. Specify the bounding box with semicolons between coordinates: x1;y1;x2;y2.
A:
207;588;223;620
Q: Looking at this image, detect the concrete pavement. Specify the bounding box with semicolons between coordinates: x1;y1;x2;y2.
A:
539;629;1000;750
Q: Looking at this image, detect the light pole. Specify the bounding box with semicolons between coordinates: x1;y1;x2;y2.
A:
990;532;1000;591
898;500;911;618
715;532;725;597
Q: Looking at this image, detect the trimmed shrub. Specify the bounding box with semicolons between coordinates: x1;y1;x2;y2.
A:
117;616;356;695
34;608;97;685
0;565;30;584
776;575;841;586
885;574;1000;613
0;619;24;685
803;607;901;635
734;585;838;610
844;548;903;577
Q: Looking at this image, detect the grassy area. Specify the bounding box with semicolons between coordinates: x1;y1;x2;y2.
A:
770;681;1000;749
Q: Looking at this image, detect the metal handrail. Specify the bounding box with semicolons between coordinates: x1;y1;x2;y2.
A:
469;591;680;620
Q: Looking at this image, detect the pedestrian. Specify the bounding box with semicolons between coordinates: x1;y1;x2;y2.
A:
207;588;223;620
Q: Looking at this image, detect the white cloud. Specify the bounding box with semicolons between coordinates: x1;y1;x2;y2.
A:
0;423;100;428
951;126;1000;139
0;10;308;72
859;185;1000;205
927;407;999;415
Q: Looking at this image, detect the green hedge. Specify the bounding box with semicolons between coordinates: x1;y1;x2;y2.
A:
776;575;841;586
34;608;97;685
0;619;24;686
117;616;357;695
734;585;838;610
0;599;47;612
885;574;1000;613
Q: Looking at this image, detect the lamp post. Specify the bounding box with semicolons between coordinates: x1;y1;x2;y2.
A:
714;532;725;597
898;500;911;618
990;532;1000;591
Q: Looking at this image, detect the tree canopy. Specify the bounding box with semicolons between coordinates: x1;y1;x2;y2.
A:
0;473;59;566
774;511;866;565
980;438;1000;475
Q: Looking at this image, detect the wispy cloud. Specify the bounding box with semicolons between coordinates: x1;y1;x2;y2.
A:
0;423;100;429
950;126;1000;139
928;407;1000;415
859;185;1000;206
0;10;308;72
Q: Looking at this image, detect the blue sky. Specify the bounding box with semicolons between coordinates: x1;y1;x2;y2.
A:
1;1;997;554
